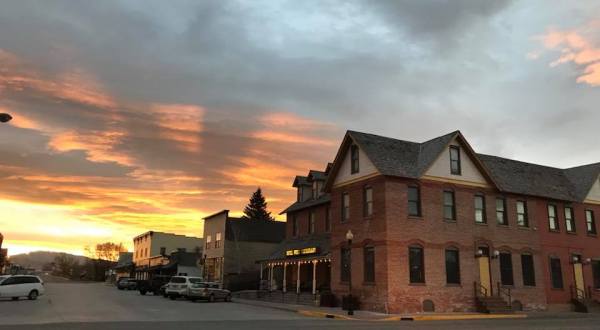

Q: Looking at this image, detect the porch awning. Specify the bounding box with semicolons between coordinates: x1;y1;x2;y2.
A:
258;233;330;263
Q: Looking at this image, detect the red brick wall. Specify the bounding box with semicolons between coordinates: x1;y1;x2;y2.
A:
536;200;600;307
330;175;547;313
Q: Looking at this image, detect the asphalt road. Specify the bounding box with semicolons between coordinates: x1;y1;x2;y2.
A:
1;282;600;329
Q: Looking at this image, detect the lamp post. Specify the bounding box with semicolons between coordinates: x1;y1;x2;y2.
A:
0;113;12;123
346;229;354;316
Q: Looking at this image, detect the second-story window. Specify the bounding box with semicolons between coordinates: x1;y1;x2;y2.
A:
408;186;421;217
565;207;575;233
292;215;298;237
474;194;486;224
309;211;315;234
325;206;331;232
516;200;528;227
443;191;456;221
215;232;222;248
496;197;507;225
312;181;322;199
364;186;373;217
350;145;359;174
206;235;212;250
342;192;350;222
449;146;461;175
586;210;597;235
548;204;558;231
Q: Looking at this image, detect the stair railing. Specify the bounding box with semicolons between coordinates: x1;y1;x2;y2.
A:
570;285;586;301
473;281;488;297
496;282;512;309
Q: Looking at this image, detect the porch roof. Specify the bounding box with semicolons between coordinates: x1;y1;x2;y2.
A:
258;233;330;262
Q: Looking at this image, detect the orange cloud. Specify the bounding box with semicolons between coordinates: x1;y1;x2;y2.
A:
536;22;600;86
48;130;134;166
151;104;205;153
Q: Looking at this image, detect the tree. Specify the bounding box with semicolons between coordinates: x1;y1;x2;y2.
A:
84;242;127;262
53;253;79;278
242;187;274;221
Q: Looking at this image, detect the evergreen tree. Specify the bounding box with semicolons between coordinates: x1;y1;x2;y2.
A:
242;187;274;221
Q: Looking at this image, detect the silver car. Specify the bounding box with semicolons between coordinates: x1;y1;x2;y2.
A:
187;282;231;302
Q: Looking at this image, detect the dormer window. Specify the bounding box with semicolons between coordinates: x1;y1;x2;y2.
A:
350;144;359;174
312;180;323;199
449;146;461;175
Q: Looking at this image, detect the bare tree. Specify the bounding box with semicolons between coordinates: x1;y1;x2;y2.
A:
84;242;127;262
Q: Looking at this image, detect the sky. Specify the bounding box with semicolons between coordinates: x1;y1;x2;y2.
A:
1;0;600;256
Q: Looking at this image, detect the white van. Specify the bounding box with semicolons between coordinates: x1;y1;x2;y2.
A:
165;276;203;300
0;275;45;300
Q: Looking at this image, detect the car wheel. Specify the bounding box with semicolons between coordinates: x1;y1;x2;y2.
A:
28;290;39;300
225;294;232;302
208;294;215;303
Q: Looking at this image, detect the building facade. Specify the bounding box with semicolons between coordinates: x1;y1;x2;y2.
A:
278;130;600;313
203;210;285;291
133;231;203;280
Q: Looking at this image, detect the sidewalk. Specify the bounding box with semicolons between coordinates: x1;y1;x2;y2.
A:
233;298;527;321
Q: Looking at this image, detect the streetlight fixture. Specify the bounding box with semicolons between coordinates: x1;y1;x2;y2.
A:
0;113;12;123
345;229;354;316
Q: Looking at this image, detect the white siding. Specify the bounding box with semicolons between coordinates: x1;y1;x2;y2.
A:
423;137;489;185
333;143;378;186
585;175;600;203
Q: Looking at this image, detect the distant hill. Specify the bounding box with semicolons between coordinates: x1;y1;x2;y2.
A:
8;251;88;270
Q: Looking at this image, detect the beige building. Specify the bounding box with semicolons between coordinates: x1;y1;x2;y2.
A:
133;231;203;279
203;210;285;290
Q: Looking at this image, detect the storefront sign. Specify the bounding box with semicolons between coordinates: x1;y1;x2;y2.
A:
286;247;318;257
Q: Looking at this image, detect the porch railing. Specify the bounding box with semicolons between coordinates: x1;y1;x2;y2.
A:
473;281;488;297
570;285;587;301
497;282;512;309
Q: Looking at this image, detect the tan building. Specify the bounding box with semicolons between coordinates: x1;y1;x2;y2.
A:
203;210;285;291
133;231;203;279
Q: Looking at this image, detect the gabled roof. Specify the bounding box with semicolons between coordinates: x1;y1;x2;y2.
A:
564;163;600;201
293;176;310;187
279;194;331;215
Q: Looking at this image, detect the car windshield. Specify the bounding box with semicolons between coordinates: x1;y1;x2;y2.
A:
188;278;203;284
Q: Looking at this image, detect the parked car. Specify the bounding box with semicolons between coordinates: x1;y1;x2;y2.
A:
138;275;171;295
0;275;45;300
165;276;203;300
160;283;169;298
116;277;137;290
187;282;231;302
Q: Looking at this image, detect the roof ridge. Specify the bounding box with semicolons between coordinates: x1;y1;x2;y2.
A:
347;130;420;145
564;162;600;171
419;130;460;145
477;153;566;171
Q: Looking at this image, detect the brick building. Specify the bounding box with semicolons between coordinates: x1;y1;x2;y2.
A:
275;130;600;313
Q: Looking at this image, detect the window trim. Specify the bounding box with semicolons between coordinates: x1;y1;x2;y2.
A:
449;145;462;175
363;186;373;218
564;206;576;233
443;190;456;221
516;200;529;227
350;145;360;174
474;194;487;224
407;185;422;217
547;204;559;231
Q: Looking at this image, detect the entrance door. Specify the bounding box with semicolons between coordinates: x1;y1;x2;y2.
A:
478;247;491;296
574;261;585;298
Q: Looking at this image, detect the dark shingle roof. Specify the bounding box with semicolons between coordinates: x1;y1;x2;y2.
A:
564;163;600;201
261;233;330;261
225;218;285;243
308;170;327;181
293;176;310;187
478;154;579;201
279;194;331;215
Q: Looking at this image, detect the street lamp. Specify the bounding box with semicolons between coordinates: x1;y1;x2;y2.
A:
346;229;354;316
0;113;12;123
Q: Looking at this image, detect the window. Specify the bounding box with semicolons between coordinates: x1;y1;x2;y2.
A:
341;248;351;282
312;181;323;199
445;249;460;284
325;206;331;232
350;145;359;174
341;192;350;222
363;247;375;283
215;232;222;248
309;211;315;234
443;191;456;221
292;215;298;236
364;187;373;217
474;195;486;223
496;197;507;225
516;201;528;227
586;210;597;235
499;252;514;286
409;246;425;283
548;204;558;231
449;146;461;175
408;186;421;217
160;247;166;255
565;207;575;233
592;260;600;289
550;257;563;289
521;254;536;286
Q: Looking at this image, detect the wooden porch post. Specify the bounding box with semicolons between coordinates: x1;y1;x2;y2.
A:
312;260;317;295
296;262;301;294
283;262;287;293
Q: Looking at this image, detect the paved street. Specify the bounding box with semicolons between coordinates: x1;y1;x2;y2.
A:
1;282;600;329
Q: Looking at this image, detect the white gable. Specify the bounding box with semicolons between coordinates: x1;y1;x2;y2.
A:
584;175;600;204
423;137;489;186
333;143;378;186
